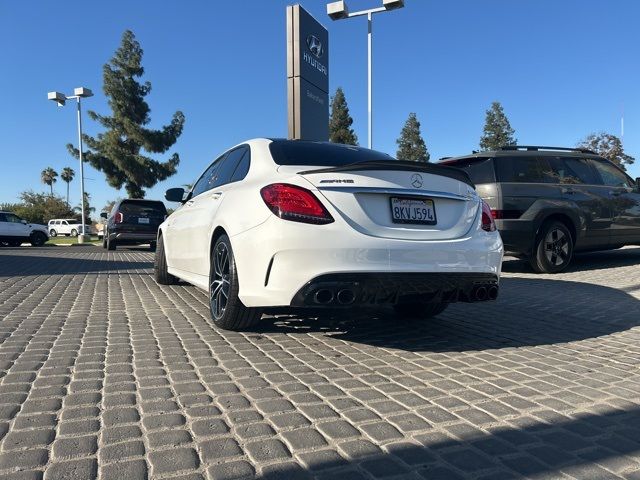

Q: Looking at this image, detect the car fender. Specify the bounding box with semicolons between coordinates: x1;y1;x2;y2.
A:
523;199;585;246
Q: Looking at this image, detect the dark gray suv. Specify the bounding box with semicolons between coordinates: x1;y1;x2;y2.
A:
442;146;640;273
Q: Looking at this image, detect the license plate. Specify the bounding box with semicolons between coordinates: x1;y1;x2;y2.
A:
390;197;437;225
138;217;150;224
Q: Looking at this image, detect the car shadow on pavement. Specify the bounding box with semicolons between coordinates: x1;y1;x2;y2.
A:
258;406;640;479
502;247;640;274
258;277;640;353
0;254;152;276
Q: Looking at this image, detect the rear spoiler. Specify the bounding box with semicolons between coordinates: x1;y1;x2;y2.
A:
298;160;475;188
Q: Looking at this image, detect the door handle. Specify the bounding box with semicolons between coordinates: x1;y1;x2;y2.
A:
608;190;622;196
561;187;575;194
211;191;223;200
186;200;195;206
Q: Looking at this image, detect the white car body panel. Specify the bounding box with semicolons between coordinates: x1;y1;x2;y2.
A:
159;138;503;308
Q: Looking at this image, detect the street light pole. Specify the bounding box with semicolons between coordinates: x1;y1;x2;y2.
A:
47;87;93;244
327;1;404;150
76;96;87;242
367;12;373;149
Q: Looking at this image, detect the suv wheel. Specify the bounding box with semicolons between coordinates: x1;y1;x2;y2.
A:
394;302;449;320
70;229;78;237
530;221;574;273
49;229;57;237
209;234;262;331
154;236;178;285
107;235;116;251
30;232;47;247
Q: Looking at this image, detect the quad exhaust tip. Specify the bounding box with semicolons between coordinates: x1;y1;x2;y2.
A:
314;289;334;304
474;286;488;301
336;289;356;305
487;285;499;300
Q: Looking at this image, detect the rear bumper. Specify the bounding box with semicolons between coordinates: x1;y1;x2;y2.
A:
291;272;499;307
231;216;503;308
495;220;535;255
112;232;157;244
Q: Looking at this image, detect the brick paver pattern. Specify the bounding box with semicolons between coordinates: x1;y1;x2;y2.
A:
0;246;639;480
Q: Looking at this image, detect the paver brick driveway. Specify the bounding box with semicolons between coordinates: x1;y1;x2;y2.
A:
0;246;639;480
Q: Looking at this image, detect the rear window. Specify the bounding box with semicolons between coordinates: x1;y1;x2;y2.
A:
495;156;557;183
443;157;495;184
119;201;167;216
269;140;394;167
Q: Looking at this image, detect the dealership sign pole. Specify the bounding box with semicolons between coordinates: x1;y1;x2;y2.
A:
287;4;330;141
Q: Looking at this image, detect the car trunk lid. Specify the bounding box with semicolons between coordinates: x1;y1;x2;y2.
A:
283;161;480;241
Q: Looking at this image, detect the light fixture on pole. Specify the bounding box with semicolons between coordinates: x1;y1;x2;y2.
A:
327;0;404;149
47;87;93;244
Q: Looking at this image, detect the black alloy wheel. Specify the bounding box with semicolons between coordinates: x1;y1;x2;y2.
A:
530;221;574;273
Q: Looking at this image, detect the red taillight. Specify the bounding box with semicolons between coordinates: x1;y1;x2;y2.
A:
114;212;123;224
481;201;496;232
260;184;334;225
491;209;521;220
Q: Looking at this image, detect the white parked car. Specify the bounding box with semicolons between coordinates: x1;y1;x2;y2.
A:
155;139;503;331
48;218;90;237
0;211;49;246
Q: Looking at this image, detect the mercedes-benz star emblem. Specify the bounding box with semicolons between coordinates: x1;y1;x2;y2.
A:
411;173;424;188
306;35;324;58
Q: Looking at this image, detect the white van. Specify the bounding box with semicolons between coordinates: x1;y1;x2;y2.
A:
47;218;88;237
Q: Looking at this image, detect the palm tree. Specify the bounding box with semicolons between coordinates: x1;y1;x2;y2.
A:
41;167;58;195
60;167;75;206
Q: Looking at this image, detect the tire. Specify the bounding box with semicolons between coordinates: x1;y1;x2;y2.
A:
154;236;179;285
107;236;116;251
70;229;78;237
149;241;157;252
49;229;57;237
102;236;107;249
529;221;574;273
394;302;449;320
209;234;262;331
30;232;47;247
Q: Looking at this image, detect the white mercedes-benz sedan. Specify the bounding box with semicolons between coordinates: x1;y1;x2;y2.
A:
155;139;503;331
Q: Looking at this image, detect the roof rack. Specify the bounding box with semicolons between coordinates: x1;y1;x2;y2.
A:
499;145;596;154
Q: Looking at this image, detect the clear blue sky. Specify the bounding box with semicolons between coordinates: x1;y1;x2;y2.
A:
1;0;638;214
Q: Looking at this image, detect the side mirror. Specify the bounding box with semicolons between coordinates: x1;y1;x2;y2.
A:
165;187;186;203
100;212;108;219
21;219;27;224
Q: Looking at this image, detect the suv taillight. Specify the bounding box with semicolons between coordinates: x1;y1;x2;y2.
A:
114;212;123;224
260;183;334;225
481;200;496;232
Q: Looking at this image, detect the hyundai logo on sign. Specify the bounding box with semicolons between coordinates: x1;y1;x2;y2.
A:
306;35;324;58
411;173;424;189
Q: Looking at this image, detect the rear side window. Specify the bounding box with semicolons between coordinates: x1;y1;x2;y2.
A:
211;147;248;188
230;149;251;183
495;157;557;183
590;160;634;188
548;157;601;185
269;140;394;166
119;201;167;216
444;158;495;184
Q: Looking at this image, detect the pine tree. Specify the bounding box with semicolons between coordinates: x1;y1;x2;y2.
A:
479;101;516;151
329;87;358;145
396;113;429;162
68;30;185;198
60;167;75;206
578;132;635;170
41;167;58;195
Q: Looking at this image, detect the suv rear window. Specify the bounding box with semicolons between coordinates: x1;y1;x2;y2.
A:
119;201;167;215
495;157;557;183
269;140;394;167
443;157;495;184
